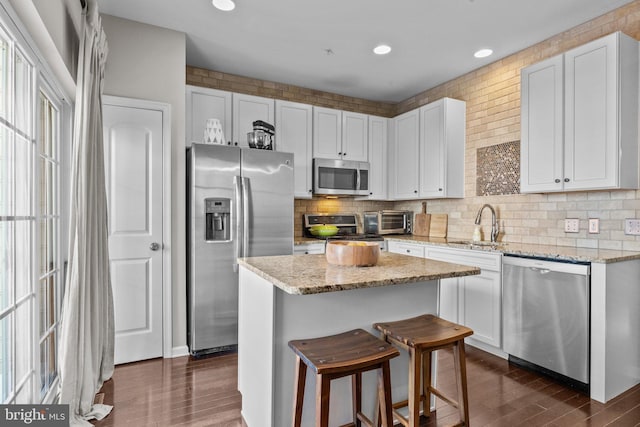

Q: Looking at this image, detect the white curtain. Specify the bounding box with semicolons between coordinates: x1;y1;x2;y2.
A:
58;0;113;425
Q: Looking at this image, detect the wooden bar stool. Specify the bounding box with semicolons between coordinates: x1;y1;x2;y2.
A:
373;314;473;427
288;329;400;427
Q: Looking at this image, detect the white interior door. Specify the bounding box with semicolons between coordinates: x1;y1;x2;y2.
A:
103;100;164;364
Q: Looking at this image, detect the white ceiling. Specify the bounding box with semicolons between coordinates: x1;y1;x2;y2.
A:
96;0;635;103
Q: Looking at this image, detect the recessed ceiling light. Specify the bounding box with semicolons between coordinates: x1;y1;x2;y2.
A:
212;0;235;11
373;44;392;55
474;48;493;58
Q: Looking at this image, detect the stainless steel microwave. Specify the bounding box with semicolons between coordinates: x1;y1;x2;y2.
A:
313;158;369;196
363;210;413;235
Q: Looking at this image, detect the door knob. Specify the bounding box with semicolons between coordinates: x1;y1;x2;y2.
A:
150;242;161;251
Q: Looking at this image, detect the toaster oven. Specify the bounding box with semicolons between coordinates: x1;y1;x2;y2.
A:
363;210;412;235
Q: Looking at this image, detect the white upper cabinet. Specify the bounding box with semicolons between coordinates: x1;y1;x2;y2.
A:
275;100;313;199
341;111;369;161
313;107;368;161
232;93;275;148
313;107;342;159
419;98;465;199
389;98;465;200
186;85;232;146
520;55;564;192
521;32;639;193
366;115;388;200
390;109;421;199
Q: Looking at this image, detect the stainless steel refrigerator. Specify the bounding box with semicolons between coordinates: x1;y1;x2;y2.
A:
186;143;294;356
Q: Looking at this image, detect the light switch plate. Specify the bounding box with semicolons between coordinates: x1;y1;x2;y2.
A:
564;218;579;233
624;219;640;235
588;218;599;234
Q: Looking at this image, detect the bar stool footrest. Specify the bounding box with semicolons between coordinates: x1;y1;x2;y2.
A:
428;386;460;409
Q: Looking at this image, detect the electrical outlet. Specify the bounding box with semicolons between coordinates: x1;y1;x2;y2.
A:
588;218;599;234
564;218;579;233
624;219;640;235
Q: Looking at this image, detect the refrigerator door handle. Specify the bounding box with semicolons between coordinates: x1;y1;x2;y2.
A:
241;177;250;258
233;175;243;272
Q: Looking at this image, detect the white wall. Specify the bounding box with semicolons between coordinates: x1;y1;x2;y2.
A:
100;14;187;351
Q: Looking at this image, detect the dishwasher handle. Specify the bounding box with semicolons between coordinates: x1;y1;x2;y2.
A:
529;267;551;274
503;255;590;276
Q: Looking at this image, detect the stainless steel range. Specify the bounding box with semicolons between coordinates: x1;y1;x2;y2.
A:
303;213;386;250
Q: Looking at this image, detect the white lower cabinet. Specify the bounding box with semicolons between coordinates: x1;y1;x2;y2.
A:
293;242;325;255
389;243;505;355
387;240;425;258
424;247;502;353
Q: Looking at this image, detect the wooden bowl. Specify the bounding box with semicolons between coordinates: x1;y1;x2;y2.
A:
325;241;380;267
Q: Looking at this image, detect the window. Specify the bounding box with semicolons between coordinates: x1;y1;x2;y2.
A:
0;6;66;405
38;88;60;401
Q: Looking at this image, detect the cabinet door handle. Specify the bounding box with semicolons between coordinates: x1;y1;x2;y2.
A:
414;190;418;193
438;188;443;191
343;153;346;156
555;179;561;183
338;152;342;155
564;178;570;182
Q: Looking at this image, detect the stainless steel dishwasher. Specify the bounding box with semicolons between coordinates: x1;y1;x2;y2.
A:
502;255;590;390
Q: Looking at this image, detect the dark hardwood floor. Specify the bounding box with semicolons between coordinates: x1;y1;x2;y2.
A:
93;346;640;426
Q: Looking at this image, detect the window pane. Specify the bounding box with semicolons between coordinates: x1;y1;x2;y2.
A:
15;220;30;300
14;135;31;217
38;279;46;336
0;35;8;121
39;95;57;161
39;95;48;157
0;125;12;216
38;275;54;335
14;50;32;136
0;221;13;312
15;376;31;404
40;332;55;399
47;161;54;216
0;313;12;402
15;300;30;387
37;220;55;279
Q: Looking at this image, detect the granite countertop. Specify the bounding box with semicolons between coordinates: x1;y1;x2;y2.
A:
386;235;640;264
238;252;480;295
294;237;324;245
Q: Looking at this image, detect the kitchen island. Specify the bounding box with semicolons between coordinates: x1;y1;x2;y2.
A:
237;252;479;427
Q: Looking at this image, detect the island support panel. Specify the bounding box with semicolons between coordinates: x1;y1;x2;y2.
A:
238;266;440;427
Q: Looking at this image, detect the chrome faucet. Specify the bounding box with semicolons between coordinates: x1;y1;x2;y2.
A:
475;204;499;242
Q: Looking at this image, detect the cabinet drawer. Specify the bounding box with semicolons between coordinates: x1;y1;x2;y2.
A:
294;243;325;255
387;241;425;258
425;246;501;272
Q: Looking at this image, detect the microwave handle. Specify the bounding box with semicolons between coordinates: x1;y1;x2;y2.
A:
356;168;361;191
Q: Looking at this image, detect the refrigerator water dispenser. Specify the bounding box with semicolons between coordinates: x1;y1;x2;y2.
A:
205;198;230;241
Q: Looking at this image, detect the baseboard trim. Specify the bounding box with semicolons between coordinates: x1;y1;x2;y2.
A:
466;339;508;359
170;345;190;358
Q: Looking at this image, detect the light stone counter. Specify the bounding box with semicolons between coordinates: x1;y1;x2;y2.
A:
238;252;479;295
385;235;640;264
